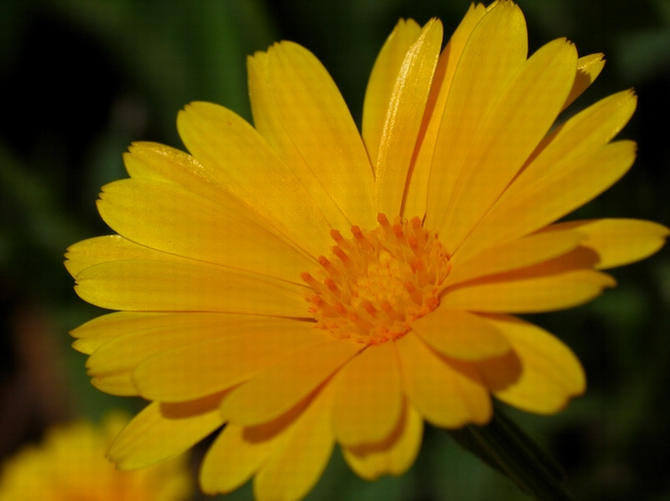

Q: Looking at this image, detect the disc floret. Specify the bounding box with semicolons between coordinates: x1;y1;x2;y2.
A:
302;214;451;344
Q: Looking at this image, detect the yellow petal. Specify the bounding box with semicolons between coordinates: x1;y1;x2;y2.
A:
264;41;376;227
254;384;336;501
424;1;527;229
220;339;363;426
332;342;403;446
342;399;423;480
446;230;584;286
442;269;616;313
373;19;443;216
74;259;308;317
108;396;224;469
176;101;332;258
123;141;319;249
403;3;487;218
199;423;280;495
82;314;235;395
412;309;510;360
502;90;637;202
456;140;637;263
201;398;316;496
247;52;352;232
71;311;172;355
483;314;586;413
97;178;312;282
562;53;606;111
395;333;491;427
123;142;252;216
539;218;669;269
362;18;422;167
65;235;190;278
437;38;577;250
133;320;331;402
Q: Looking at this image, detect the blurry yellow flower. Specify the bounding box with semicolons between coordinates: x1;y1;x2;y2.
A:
65;1;668;500
0;414;191;501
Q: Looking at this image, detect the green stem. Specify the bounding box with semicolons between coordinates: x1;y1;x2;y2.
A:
446;406;575;501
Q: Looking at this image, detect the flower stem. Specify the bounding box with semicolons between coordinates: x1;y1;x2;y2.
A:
447;405;575;501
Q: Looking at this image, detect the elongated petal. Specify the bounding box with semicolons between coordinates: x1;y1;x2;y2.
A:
395;333;491;427
133;321;331;402
424;1;527;228
442;269;615;313
265;41;375;227
97;179;313;282
362;19;422;167
203;399;317;495
503;90;636;201
247;53;352;232
176;101;332;258
108;396;224;469
539;218;669;269
123;142;259;223
74;260;308;317
403;3;487;218
84;313;241;395
65;235;190;278
220;339;363;426
254;385;336;501
332;342;403;446
456;140;637;262
412;308;510;360
438;38;577;250
200;423;278;495
374;19;443;216
446;230;584;285
70;312;171;354
342;399;423;480
482;315;586;413
562;53;605;111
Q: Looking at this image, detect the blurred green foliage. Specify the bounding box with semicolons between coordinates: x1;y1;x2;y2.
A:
1;0;669;500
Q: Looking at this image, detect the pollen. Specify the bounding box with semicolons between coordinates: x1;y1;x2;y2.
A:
302;214;451;344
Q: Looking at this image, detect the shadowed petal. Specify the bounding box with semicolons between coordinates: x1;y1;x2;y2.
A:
133;321;330;402
108;396;224;470
332;342;403;446
342;399;423;480
220;339;363;426
412;309;510;360
254;385;336;501
482;315;586;413
538;218;669;269
395;333;491;427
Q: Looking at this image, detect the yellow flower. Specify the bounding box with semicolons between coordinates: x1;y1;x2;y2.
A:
0;414;191;501
65;1;668;500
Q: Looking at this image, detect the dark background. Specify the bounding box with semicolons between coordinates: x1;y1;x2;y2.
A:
1;0;669;499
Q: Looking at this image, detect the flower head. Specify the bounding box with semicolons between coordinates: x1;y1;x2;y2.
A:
66;1;668;500
0;414;191;501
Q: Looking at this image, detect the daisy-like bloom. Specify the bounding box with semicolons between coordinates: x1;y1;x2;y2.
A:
66;1;668;500
0;414;191;501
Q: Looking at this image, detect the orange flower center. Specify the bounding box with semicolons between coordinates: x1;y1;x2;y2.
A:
301;214;451;345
